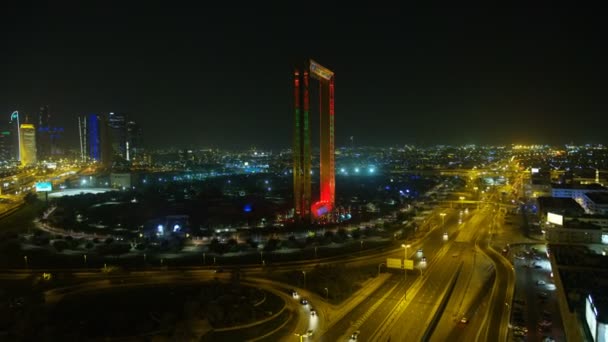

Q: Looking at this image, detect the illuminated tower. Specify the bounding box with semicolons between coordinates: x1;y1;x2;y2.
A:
19;123;37;166
293;60;335;220
293;69;311;219
78;114;112;167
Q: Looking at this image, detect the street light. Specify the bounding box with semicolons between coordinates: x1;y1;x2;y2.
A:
324;287;329;301
401;244;410;296
23;255;28;268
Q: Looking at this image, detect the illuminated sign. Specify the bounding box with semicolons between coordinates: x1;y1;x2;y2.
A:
35;182;52;192
602;234;608;245
310;59;334;81
387;258;402;269
531;168;540;174
547;212;563;226
404;259;414;270
586;295;598;341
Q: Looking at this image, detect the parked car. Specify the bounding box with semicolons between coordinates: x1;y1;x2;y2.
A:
300;298;308;305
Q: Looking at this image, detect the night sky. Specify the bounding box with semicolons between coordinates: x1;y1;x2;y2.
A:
2;4;607;149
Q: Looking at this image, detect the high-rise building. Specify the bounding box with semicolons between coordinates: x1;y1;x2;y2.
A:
0;129;13;162
19;123;37;166
36;105;52;160
78;114;112;167
126;120;142;162
108;112;127;159
9;111;20;161
293;60;336;221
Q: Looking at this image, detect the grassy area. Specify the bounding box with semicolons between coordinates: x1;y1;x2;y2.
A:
0;201;45;235
2;282;283;340
201;308;292;342
266;263;379;305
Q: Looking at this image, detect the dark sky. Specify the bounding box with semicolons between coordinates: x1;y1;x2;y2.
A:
1;4;607;149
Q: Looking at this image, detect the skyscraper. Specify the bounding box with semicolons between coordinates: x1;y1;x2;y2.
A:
78;114;112;167
126;120;142;162
37;105;52;160
293;60;336;221
108;112;127;159
19;123;37;166
0;129;13;163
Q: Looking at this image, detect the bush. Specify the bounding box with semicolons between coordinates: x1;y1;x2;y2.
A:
53;240;69;252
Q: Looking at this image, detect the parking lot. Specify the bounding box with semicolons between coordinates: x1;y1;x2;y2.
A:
509;244;565;342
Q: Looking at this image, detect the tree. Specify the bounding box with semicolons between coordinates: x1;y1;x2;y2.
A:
52;240;69;252
264;238;279;252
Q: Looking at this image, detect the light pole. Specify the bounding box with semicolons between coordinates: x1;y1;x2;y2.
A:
314;246;318;258
83;254;87;265
260;251;264;264
324;287;329;301
294;333;305;342
401;244;410;298
23;255;28;268
302;270;306;288
440;212;446;229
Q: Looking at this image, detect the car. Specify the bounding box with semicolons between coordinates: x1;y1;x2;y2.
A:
300;298;308;305
537;280;546;286
417;248;423;254
307;329;314;337
460;317;469;324
421;257;427;263
350;330;360;340
533;263;542;269
310;308;317;316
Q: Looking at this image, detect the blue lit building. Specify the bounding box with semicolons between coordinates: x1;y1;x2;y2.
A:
78;114;111;166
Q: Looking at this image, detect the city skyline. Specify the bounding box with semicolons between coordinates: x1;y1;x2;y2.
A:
2;4;608;149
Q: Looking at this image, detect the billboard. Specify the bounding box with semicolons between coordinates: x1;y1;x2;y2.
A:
547;212;563;226
35;182;52;192
387;258;402;269
404;259;414;270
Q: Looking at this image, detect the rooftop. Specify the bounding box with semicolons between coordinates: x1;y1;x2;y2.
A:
537;196;585;216
551;183;607;191
585;192;608;205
